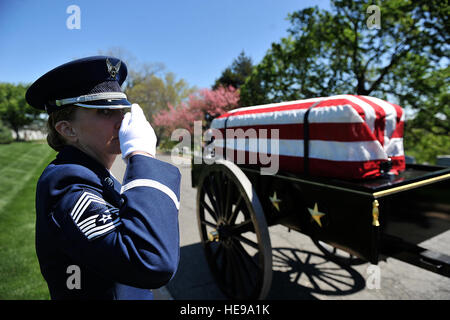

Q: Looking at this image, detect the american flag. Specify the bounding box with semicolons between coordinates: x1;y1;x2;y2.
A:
210;95;405;179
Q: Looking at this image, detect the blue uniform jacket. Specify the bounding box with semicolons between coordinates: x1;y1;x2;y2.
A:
35;146;181;299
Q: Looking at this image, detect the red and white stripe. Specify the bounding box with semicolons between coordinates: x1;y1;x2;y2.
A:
211;94;405;179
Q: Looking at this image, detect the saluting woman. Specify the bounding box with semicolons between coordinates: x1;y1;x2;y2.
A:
26;56;181;300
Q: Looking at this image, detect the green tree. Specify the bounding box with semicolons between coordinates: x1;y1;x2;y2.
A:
125;69;196;144
0;83;43;141
240;0;449;162
402;65;449;136
213;51;254;90
126;71;195;119
404;127;450;164
0;120;13;144
240;0;449;122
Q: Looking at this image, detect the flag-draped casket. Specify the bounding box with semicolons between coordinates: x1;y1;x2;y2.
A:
210;95;405;179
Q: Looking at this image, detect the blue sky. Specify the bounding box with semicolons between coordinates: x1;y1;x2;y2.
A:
0;0;331;89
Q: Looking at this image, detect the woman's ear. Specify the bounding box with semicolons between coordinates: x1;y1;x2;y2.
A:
55;120;78;143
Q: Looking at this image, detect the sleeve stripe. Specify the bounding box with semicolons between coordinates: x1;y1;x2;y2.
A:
84;218;121;236
71;192;113;223
73;198;93;223
78;215;98;229
71;191;107;218
120;179;180;210
70;192;90;218
87;221;122;240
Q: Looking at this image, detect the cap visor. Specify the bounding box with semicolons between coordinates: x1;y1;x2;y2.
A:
74;98;132;109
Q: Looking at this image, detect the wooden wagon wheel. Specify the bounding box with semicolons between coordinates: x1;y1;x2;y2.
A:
196;159;272;300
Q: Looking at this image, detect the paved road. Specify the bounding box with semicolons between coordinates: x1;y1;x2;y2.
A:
111;153;450;300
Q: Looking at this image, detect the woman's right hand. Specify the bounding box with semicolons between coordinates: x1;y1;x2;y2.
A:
119;103;157;159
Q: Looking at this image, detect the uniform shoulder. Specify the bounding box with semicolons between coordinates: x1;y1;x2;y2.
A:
38;162;102;191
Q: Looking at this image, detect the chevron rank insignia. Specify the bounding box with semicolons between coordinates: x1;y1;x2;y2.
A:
70;191;122;241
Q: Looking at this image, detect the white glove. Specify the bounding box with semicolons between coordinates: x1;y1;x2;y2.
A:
119;103;157;159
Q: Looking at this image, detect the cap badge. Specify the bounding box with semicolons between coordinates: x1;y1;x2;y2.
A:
106;58;121;79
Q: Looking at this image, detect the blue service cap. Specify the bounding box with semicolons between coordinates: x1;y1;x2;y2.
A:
26;56;131;114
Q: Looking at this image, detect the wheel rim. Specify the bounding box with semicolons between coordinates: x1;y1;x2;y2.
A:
196;161;272;299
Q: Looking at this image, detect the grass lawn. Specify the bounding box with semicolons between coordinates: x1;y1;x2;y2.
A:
0;141;57;299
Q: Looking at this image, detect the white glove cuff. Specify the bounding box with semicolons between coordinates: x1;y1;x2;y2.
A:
121;138;156;159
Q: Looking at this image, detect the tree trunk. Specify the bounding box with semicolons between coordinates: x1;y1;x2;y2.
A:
356;78;368;95
14;128;20;141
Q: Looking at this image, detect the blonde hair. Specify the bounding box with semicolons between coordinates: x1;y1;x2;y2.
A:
46;105;78;151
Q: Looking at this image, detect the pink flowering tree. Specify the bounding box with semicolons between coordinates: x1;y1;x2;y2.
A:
153;86;240;137
188;86;240;128
153;102;198;135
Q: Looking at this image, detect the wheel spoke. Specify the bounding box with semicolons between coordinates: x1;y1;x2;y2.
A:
227;247;244;296
232;239;259;274
227;194;243;225
232;241;262;299
201;219;217;229
229;218;254;235
200;199;218;222
223;175;233;222
209;173;224;219
203;179;221;220
213;171;226;219
234;234;259;250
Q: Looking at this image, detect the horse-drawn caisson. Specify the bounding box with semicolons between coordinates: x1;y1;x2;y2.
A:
191;95;450;299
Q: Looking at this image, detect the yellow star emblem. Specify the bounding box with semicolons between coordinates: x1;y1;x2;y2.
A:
269;191;282;212
308;203;326;227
